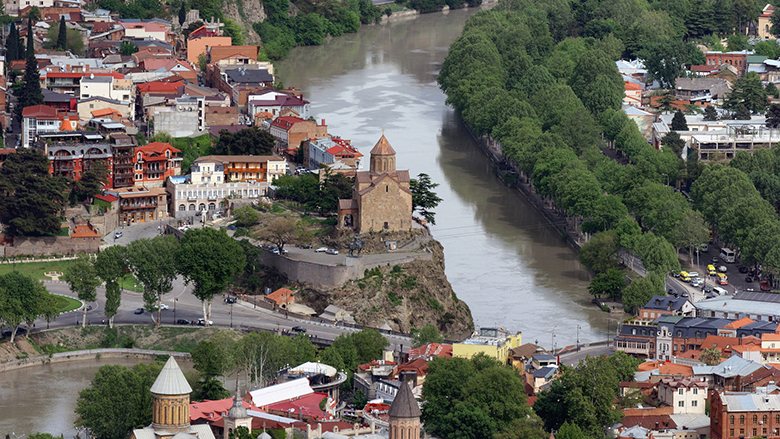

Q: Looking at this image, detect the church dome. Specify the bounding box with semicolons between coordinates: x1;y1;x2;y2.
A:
227;396;248;419
150;356;193;395
370;134;396;156
257;432;272;439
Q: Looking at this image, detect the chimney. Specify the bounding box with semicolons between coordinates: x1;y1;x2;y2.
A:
321;119;325;126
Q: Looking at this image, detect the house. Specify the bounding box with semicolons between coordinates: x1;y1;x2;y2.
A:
639;296;695;320
109;133;136;188
77;96;133;120
150;96;206;138
710;386;780;439
204;106;238;127
657;377;708;414
318;305;355;324
193;154;287;183
306;137;362;172
408;343;453;360
265;288;295;309
624;81;642;107
209;45;263;64
674;78;731;103
759;4;774;39
38;131;112;182
166;155;280;216
452;327;522;361
186;32;231;66
692;356;764;390
42;89;77;112
105;185;169;224
696;291;780;324
132;141;182;188
120;21;173;44
21;105;80;148
44;71;124;96
79;74;134;103
704;51;752;76
269;117;328;149
248;90;311;121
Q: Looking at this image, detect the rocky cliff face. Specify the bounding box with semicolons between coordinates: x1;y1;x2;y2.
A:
222;0;265;44
298;239;474;340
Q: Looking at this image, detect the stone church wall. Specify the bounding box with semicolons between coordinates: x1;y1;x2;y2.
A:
358;180;412;233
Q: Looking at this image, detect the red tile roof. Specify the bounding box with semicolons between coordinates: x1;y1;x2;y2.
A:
137;81;184;95
266;392;328;420
408;343;452;359
22;105;58;118
190;397;260;423
266;288;294;305
270;116;307;131
71;224;100;238
94;194;118;203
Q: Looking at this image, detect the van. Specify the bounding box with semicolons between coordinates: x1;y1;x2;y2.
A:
717;273;729;285
720;248;736;263
707;265;717;276
679;271;691;282
713;287;728;296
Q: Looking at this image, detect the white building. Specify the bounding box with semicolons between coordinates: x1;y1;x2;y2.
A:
658;377;708;414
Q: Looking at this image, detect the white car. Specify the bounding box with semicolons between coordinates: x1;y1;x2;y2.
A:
691;278;703;287
326;248;339;255
688;271;700;279
315;247;328;252
159;304;169;310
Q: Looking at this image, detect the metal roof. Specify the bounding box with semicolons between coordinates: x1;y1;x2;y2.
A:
150;356;193;395
692;356;763;378
722;392;780;411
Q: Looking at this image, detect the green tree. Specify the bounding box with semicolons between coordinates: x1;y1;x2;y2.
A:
622;275;661;312
125;235;179;327
636;232;680;274
228;426;253;439
661;131;686;156
569;49;623;116
196;52;208;71
233;206;260;227
0;272;57;342
703;105;718;121
56;15;67;50
74;162;109;202
555;422;589;439
699;347;722;365
259;217;299;251
671;110;688;131
19;16;44;117
767;82;779;99
0;148;68;236
62;254;101;328
75;362;163;439
671;209;710;265
410;173;443;225
733;104;752;120
95;246;127;328
178;0;187;26
120;41;139;56
638;40;704;88
588;268;625;300
215;127;275;156
725;72;768;114
579;230;621;273
413;323;444;347
6;22;19;61
767;104;780;128
176;228;246;327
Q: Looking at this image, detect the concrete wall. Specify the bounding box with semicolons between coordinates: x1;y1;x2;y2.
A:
4;236;100;257
0;348;190;373
154;110;200;138
257;250;431;287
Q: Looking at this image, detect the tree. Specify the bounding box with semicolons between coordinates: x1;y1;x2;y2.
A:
413;323;444;347
0;148;68;236
671;209;710;265
661;131;686;156
176;228;246;327
699;347;722;365
671;110;688;131
767;82;779;99
125;235;179;327
579;230;621;273
56;15;67;50
6;22;19;61
233;206;260;227
62;254;101;328
191;333;235;400
119;41;139;56
734;104;752;120
228;426;253;439
703;105;718;121
74;162;109;202
19;16;44;117
75;362;163;439
410;173;443;225
95;246;127;328
178;0;187;26
196;52;208;71
569;49;623;116
555;422;589;439
638;40;704;88
215;127;275;156
259;217;299;251
0;272;57;342
622;275;661;312
588;268;625;300
767;104;780;128
725;72;768;115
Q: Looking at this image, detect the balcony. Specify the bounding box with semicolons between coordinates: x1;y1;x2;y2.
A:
122;203;157;210
187;196;198;201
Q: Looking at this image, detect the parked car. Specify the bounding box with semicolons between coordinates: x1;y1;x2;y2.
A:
700;243;709;252
177;319;191;325
225;297;236;304
667;288;676;296
712;257;719;263
679;271;691;282
159;304;169;310
292;326;307;333
691;277;704;287
681;291;689;297
718;265;728;273
746;276;754;283
134;308;144;314
114;231;123;239
315;247;328;253
688;271;700;279
197;318;213;326
325;248;339;255
703;285;712;294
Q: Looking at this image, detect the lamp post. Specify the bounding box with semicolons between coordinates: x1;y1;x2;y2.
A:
173;298;177;324
230;302;233;328
577;325;581;351
551;326;557;353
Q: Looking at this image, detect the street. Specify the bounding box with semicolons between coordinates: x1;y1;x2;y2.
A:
37;277;412;353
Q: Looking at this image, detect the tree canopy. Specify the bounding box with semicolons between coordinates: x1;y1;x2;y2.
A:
215;127;276;157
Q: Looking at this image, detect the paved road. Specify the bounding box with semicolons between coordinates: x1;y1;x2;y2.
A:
34;279;412;353
558;344;615;367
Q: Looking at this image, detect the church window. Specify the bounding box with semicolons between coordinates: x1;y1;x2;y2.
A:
386;185;388;192
384;222;389;229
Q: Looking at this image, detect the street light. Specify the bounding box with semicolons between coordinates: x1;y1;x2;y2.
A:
576;325;581;351
551;326;557;353
173;298;177;324
230;302;233;328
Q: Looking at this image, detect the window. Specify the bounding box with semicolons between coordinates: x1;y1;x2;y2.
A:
731;416;735;425
741;415;745;424
730;430;734;437
693;388;698;395
691;400;698;407
678;401;684;407
679;388;684;395
754;415;758;424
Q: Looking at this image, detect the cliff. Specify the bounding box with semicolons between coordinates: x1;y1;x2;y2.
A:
297;238;474;340
222;0;265;44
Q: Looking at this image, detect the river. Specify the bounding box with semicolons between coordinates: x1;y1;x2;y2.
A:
275;8;617;347
0;8;617;437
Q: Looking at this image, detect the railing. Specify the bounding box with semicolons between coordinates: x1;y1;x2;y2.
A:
122;203;157;210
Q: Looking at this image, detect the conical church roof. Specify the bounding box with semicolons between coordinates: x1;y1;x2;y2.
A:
370;134;396;156
150;356;193;396
388;380;421;418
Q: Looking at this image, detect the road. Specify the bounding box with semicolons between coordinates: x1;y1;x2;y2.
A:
35;278;412;353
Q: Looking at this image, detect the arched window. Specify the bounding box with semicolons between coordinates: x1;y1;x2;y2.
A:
764;415;768;424
731;415;735;425
189;204;196;211
199;203;206;211
741;415;745;424
179;204;185;211
754;415;758;424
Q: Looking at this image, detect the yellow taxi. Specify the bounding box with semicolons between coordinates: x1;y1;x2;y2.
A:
717;273;728;285
679;271;691;282
707;265;717;276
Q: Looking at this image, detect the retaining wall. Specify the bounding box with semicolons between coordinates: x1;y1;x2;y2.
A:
4;236;101;257
0;348;190;373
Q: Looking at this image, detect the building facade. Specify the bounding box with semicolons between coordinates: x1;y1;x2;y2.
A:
133;142;182;188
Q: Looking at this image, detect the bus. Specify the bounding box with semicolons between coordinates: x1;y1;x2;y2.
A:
720;248;735;263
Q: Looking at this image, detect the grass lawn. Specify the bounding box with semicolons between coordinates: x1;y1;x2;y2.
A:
0;260;144;292
52;294;82;312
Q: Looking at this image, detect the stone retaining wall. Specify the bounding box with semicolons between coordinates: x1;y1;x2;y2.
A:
0;348;191;373
4;236;101;257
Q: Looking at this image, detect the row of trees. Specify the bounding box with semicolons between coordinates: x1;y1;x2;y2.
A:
0;272;60;342
63;229;246;328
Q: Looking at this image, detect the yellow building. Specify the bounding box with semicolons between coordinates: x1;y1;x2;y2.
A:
758;4;774;39
452;328;522;362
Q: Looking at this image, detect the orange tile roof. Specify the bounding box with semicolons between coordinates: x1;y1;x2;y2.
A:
623;406;674;417
266;288;294;305
71;224;100;238
768;363;780;370
638;360;666;372
764;334;780;341
625;81;642;91
657;363;693;376
724;318;755;329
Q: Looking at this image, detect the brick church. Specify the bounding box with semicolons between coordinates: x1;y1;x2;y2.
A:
337;134;413;233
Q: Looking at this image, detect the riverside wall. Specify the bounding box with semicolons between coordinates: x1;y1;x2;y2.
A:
0;348;191;373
